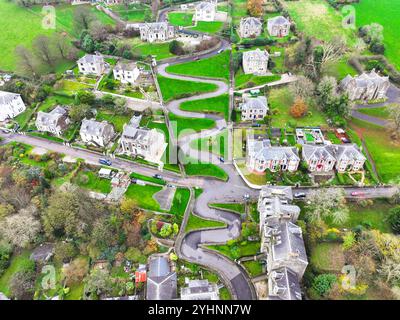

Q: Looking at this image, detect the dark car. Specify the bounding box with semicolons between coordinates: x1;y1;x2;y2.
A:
252;123;261;127
99;158;112;166
130;178;137;184
219;157;225;163
294;192;306;199
153;174;163;180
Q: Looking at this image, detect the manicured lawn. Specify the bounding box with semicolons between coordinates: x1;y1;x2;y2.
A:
166;51;230;80
185;213;225;232
179;94;229;120
242;260;263;277
38;95;75;112
124;184;163;211
13;107;36;130
75;171;112;194
322;56;358;79
310;242;345;273
169;112;215;136
190;21;224;34
96;110;132;133
168;12;194;27
209;203;245;214
170;188;191;222
184;157;228;181
158;75;218;102
0;250;32;296
283;0;356;45
190;129;228;158
208;241;260;259
113;3;151;22
235;71;281;90
358;107;390;120
232;0;247;25
350;118;400;184
353;0;400;70
54;79;93;95
268;87;327;127
133;42;175;60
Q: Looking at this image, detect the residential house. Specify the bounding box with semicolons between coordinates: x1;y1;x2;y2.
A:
340;69;390;101
139;22;175;43
262;220;308;279
79;119;115;147
35;106;70;137
119;115;166;163
239;95;268;121
267;267;302;300
239;17;263;38
267;16;291;37
77;54;106;76
113;61;140;84
0;91;26;121
194;1;216;22
334;144;366;172
180;278;219;300
246;134;300;173
146;256;177;300
302;144;336;173
242;48;269;75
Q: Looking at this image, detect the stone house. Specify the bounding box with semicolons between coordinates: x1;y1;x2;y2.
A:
36;106;70;137
0;91;26;121
139;22;175;43
194;1;216;22
239;17;263;38
302;144;336;173
246;135;300;173
239;95;268;121
146;256;177;300
242;48;269;75
113;61;140;84
267;267;302;300
77;54;106;76
334;144;366;172
340;69;390;101
79;119;115;147
180;279;219;300
267;16;291;37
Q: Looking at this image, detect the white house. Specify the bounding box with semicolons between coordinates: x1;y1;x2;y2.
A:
36;106;70;137
194;1;216;22
267;16;291;37
77;54;106;76
0;91;26;121
239;95;268;121
79;119;115;147
302;144;336;172
334;144;366;172
239;17;263;38
119;115;167;164
246;135;300;173
242;48;269;75
139;22;175;43
113;61;140;84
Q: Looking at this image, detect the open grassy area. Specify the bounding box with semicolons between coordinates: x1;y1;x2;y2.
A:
185;213;226;232
242;260;263;277
358;107;390;120
235;70;281;90
184;157;228;181
283;0;356;45
190;21;224;34
130;172;166;185
322;56;358;79
124;184;163;211
190;129;228;158
350;118;400;184
353;0;400;70
310;242;345;273
169;112;216;136
54;79;93;95
207;241;260;259
157;75;218;102
113;3;151;22
170;188;191;222
96;110;132;133
133;41;175;60
75;171;112;194
179;94;229;120
166;51;230;80
168;11;194;27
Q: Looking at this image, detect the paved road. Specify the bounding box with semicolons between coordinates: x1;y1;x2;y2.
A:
351;110;388;126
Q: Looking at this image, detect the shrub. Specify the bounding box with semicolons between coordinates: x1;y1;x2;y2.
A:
312;274;337;296
387;207;400;234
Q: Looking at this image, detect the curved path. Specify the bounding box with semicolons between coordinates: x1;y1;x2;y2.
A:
157;53;258;299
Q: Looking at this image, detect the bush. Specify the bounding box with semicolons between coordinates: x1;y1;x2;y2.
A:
0;241;13;276
54;242;78;264
387;207;400;234
312;274;337;296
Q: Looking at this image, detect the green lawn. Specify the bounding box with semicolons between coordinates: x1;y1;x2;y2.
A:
75;171;112;194
350;118;400;184
130;172;166;185
242;260;263;277
207;241;260;259
133;42;175;60
353;0;400;70
170;188;191;222
235;70;281;90
358;107;390;120
179;94;229;120
157;75;218;102
113;3;151;22
54;79;93;95
183;157;228;181
124;184;163;211
96;110;132;133
190;129;228;158
310;242;345;273
169;112;216;136
166;51;230;80
190;21;224;34
322;56;358;79
185;213;225;232
168;11;194;27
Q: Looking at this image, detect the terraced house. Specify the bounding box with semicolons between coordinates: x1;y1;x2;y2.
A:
242;48;270;75
0;91;26;121
239;94;268;121
302;144;336;173
239;17;263;38
113;61;140;84
180;279;220;300
246;135;300;173
139;22;175;43
334;144;366;172
79;119;115;147
267;16;291;37
35;106;70;137
77;54;107;76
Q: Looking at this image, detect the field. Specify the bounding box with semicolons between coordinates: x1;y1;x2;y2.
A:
358;106;389;120
168;112;215;136
168;12;194;27
179;94;229;120
209;203;245;214
113;3;151;22
190;129;228;158
235;71;281;90
157;75;218;102
283;0;356;44
190;21;224;34
185;213;225;232
96;110;132;133
74;171;112;194
353;0;400;70
310;243;345;273
183;157;228;181
0;250;32;296
166;51;230;80
124;184;163;211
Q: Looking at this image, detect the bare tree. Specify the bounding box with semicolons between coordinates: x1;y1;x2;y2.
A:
15;45;37;77
289;75;315;100
51;33;71;60
33;35;55;66
387;104;400;137
73;6;95;32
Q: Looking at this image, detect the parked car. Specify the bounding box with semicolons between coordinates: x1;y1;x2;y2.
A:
252;123;261;127
130;178;137;184
153;174;163;180
243;194;250;200
99;158;112;166
294;192;306;199
217;49;224;54
219;157;225;163
351;191;365;197
193;57;200;61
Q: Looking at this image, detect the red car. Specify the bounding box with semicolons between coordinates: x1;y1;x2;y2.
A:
351;191;365;197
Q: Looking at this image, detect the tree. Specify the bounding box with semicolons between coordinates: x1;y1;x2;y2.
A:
159;224;172;238
125;247;146;263
76;90;95;105
114;98;127;115
84;269;112;300
378;253;400;285
290;97;308;118
32;35;54;66
387;104;400;138
51;33;71;60
305;188;349;224
73;6;95;32
62;257;89;286
289;76;314;100
247;0;263;17
69;104;91;123
387;207;400;234
54;242;78;264
169;40;184;55
0;240;12;276
81;34;95;53
100;94;115;109
120;198;137;215
15;45;37;77
312;274;337;296
10;270;36;300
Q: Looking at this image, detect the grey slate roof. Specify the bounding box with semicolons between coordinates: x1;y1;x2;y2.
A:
196;1;215;11
268;15;290;26
335;143;366;162
78;54;104;65
80;119;111;137
241;96;268;111
247;135;299;162
37;106;67;127
0;90;21;105
146;256;177;300
243;48;269;61
140;22;170;33
341;70;389;88
114;61;138;72
302;144;336;162
268;267;302;300
180;279;219;300
0;292;9;300
240;17;262;28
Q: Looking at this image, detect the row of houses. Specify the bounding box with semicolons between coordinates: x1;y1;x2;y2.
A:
246;134;366;174
258;186;307;300
239;15;291;39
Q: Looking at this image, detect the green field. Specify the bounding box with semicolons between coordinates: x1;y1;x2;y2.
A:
166;51;230;80
190;21;224;34
96;110;132;133
113;3;151;22
179;94;229;120
185;213;225;232
124;184;163;211
75;171;112;194
354;0;400;70
133;41;175;60
310;242;345;273
209;203;245;214
157;75;218;102
235;71;281;90
169;112;215;136
358;107;389;120
168;11;194;27
183;157;228;181
190;130;228;158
